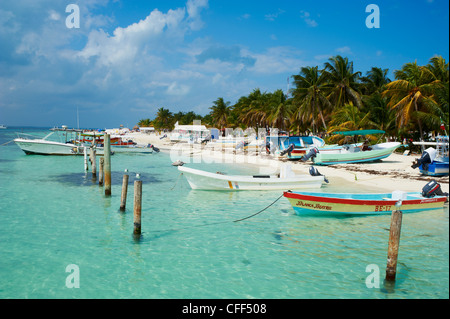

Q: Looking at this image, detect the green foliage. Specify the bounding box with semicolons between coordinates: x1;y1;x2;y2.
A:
137;55;448;139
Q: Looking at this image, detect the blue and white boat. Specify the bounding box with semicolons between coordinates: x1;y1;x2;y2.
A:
265;134;328;159
413;136;449;177
304;130;400;165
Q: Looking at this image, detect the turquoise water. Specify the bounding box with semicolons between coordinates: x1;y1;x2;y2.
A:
0;127;448;299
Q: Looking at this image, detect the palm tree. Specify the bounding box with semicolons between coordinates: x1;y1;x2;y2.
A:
153;107;174;131
267;89;293;131
291;66;331;134
362;93;396;135
209;97;231;129
322;55;363;109
360;67;391;95
137;118;152;127
327;102;377;144
427;56;449;83
238;89;269;129
382;61;440;140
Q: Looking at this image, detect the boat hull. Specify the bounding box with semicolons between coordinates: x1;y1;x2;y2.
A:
312;142;400;165
14;139;108;156
419;161;449;176
178;166;324;191
284;191;447;215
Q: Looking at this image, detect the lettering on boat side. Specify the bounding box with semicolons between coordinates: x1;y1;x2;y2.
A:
365;4;380;29
296;200;332;210
374;205;391;212
65;264;80;288
365;264;380;289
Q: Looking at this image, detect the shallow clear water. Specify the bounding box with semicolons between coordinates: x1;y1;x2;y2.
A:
0;127;448;299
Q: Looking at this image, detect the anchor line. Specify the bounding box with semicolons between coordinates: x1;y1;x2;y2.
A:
170;172;184;190
0;139;15;146
152;192;285;234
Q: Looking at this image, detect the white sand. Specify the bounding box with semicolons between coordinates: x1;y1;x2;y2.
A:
128;132;449;194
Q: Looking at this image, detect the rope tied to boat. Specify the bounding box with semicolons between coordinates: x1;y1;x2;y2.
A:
0;139;15;146
170;172;184;190
232;192;285;223
152;192;286;234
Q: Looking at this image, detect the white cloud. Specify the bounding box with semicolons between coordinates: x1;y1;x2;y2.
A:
247;47;305;74
167;82;190;96
186;0;209;30
265;9;285;21
336;46;353;55
48;10;61;21
78;7;186;66
300;11;318;27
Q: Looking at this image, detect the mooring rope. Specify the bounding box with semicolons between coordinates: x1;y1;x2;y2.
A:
170;172;184;190
152;192;285;234
0;139;15;147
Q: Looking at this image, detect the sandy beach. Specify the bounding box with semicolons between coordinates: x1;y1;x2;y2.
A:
128;132;449;194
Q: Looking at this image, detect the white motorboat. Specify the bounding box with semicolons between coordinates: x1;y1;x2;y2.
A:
178;164;326;191
14;126;112;156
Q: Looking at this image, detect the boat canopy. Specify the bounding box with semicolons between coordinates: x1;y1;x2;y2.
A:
332;130;385;136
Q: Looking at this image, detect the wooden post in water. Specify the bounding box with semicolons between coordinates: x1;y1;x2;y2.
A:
385;208;403;281
98;157;104;186
104;134;112;196
119;174;129;211
84;147;88;171
133;180;142;235
91;148;97;180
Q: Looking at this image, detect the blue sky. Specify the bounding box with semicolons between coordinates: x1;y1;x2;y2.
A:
0;0;448;128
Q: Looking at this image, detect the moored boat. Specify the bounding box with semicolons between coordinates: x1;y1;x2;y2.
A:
303;130;401;165
266;134;327;159
412;136;449;176
284;183;448;215
178;165;326;191
13;126;112;156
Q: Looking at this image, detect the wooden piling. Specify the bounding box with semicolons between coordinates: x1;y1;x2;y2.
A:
84;147;88;171
91;148;97;179
119;174;129;211
385;209;403;281
104;134;112;196
98;157;104;186
133;180;142;235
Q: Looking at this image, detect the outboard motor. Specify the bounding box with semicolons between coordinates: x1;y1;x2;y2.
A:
309;166;329;183
301;147;319;162
151;144;160;153
412;147;436;170
280;143;295;157
421;180;448;198
265;141;271;154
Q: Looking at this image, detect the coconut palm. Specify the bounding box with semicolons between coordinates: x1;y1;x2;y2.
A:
291;66;331;134
153;107;174;131
238;89;269;129
427;56;449;83
266;89;293;131
209;97;231;129
327;102;377;144
322;55;363;109
360;67;391;95
137;118;152;127
382;61;441;140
